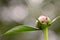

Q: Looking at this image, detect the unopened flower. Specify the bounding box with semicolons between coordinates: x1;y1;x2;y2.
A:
36;16;51;30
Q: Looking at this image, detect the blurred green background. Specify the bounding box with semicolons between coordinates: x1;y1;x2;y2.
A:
0;0;60;40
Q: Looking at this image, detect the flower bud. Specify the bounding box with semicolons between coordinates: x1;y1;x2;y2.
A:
36;16;51;30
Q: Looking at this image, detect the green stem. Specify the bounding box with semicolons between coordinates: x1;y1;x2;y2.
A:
43;27;48;40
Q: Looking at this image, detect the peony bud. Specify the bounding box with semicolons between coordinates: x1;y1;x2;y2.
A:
36;16;51;30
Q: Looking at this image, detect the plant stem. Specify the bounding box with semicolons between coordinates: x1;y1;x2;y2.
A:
43;27;48;40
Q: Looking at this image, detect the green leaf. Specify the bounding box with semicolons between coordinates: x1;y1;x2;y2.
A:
4;25;38;35
51;16;60;24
